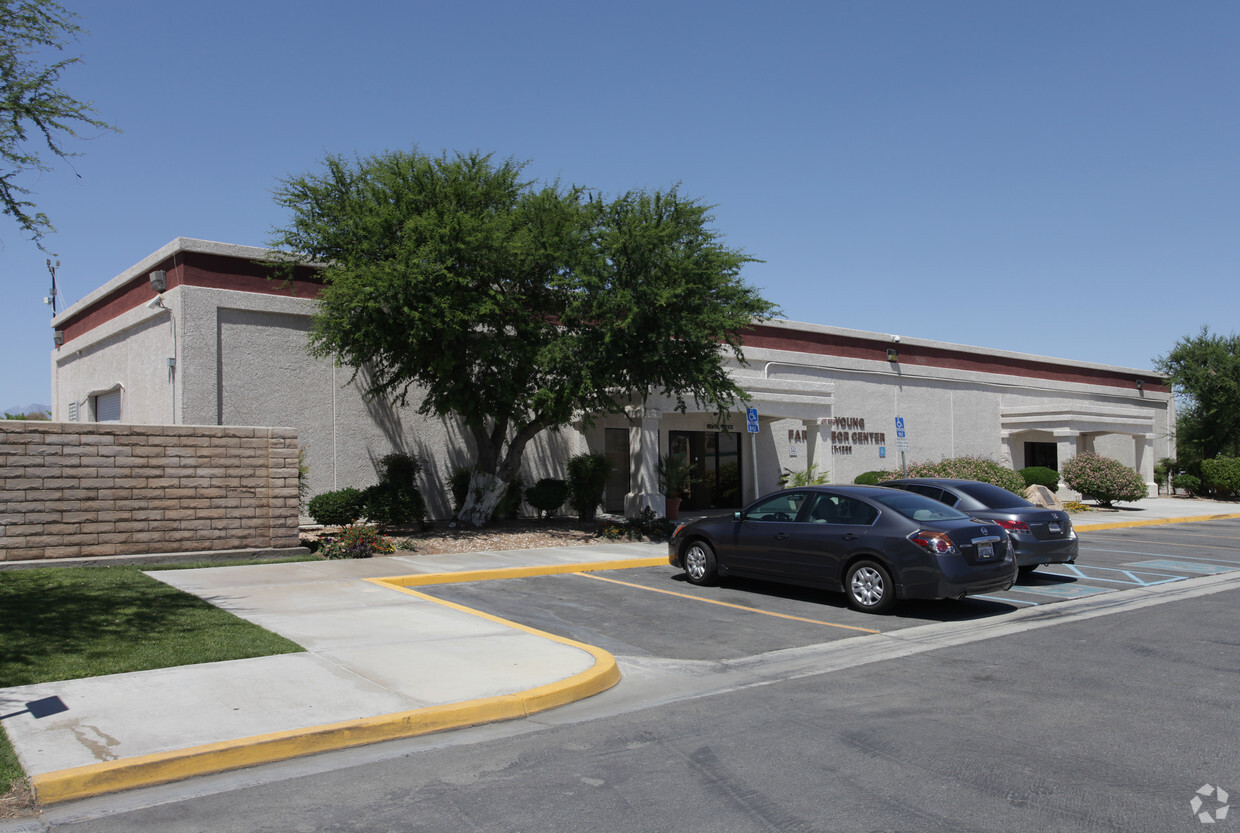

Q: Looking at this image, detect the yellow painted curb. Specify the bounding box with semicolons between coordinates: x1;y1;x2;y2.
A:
377;556;668;588
1074;512;1240;532
28;556;669;804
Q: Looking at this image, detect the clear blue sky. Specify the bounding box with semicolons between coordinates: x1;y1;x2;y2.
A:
3;0;1237;412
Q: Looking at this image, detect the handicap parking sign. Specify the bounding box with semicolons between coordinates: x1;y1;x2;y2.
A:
746;407;759;433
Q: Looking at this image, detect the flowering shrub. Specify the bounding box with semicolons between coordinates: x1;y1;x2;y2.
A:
318;525;395;559
1061;453;1147;507
879;456;1025;495
1062;500;1092;513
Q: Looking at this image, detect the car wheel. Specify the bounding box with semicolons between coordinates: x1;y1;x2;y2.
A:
683;540;718;586
1018;564;1038;578
845;559;896;613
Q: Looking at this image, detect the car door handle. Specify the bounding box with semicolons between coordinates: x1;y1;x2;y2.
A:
841;533;860;540
775;533;790;540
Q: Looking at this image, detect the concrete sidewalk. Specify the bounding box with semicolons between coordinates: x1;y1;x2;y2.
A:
3;497;1240;805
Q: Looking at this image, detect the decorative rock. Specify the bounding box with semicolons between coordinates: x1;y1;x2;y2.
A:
1025;484;1064;510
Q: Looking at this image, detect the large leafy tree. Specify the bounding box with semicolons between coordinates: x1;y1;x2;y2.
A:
0;0;116;246
271;149;778;525
1154;326;1240;469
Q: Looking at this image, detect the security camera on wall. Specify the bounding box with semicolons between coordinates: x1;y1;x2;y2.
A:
891;335;901;343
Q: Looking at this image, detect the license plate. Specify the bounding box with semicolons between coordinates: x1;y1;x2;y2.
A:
977;542;994;559
1049;523;1061;534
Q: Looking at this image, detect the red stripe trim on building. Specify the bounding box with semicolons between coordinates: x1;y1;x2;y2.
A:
739;324;1169;393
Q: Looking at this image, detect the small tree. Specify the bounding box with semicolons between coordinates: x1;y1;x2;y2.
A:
271;149;778;527
1061;452;1147;507
1155;327;1240;476
566;453;613;521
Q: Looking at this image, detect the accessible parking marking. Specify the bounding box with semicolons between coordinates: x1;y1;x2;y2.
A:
1125;559;1238;575
1037;564;1184;587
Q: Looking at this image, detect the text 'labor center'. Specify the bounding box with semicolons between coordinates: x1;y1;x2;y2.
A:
49;239;1174;519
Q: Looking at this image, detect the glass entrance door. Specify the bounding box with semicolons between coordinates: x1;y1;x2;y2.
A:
668;430;743;510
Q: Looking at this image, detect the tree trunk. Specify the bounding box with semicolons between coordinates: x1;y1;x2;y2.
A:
458;471;508;527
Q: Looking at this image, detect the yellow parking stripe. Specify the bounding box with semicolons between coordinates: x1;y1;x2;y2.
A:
574;572;881;634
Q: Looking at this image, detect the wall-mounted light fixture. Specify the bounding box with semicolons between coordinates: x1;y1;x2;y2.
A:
53;329;64;347
887;348;899;362
149;270;167;293
1135;380;1144;391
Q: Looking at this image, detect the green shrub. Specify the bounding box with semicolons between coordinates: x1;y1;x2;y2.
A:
853;470;887;486
318;525;395;559
880;456;1025;495
1019;466;1060;490
362;453;427;528
525;478;569;518
567;453;614;521
307;487;366;526
1173;473;1201;495
1201;457;1240;498
1061;452;1147;507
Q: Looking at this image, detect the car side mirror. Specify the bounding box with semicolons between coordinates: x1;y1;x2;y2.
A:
733;511;745;521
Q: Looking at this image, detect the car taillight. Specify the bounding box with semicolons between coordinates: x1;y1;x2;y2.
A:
908;529;957;555
992;519;1030;533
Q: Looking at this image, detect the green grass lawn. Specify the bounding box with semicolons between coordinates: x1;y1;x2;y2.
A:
0;561;309;802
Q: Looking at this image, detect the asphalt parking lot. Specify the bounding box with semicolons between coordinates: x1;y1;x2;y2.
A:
428;518;1240;663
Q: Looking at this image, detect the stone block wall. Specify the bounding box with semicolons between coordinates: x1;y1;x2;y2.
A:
0;422;301;561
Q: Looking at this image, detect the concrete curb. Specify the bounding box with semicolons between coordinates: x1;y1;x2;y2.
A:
1073;511;1240;532
28;558;667;804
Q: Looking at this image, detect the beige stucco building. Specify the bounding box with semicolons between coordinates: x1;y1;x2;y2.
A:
49;238;1175;519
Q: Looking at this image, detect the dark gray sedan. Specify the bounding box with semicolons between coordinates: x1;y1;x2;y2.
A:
881;478;1078;574
667;485;1017;613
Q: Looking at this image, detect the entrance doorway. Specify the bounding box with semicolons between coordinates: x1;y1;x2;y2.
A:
1025;441;1057;470
668;430;743;510
604;428;630;513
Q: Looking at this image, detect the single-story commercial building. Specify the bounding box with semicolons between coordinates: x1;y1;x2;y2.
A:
49;238;1175;518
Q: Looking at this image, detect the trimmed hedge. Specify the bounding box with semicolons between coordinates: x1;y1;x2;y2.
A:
307;487;366;526
526;478;569;518
1019;466;1060;490
853;470;887;486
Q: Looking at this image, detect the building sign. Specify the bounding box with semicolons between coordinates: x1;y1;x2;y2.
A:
706;423;736;432
829;416;886;456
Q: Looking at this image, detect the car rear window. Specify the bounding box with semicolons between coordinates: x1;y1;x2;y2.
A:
953;481;1034;508
870;490;970;522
